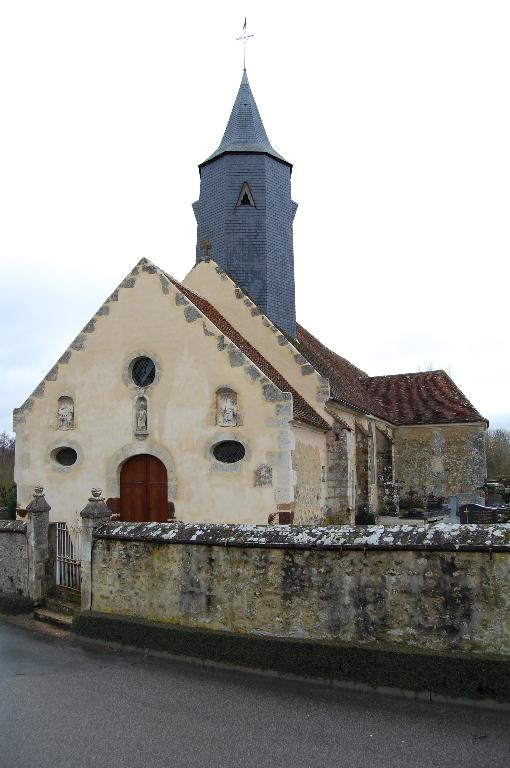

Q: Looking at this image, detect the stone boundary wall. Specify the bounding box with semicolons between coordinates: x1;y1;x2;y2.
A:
0;521;29;600
91;521;510;656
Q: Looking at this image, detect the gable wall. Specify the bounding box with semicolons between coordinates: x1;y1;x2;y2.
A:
14;265;296;533
395;423;487;502
183;260;331;416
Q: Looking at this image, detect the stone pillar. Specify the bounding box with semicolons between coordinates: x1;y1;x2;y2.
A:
80;489;112;612
26;486;51;603
325;427;351;525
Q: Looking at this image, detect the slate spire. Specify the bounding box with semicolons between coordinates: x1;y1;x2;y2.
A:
193;69;297;338
201;70;289;167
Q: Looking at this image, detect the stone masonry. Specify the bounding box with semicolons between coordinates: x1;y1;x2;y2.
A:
325;426;351;524
395;424;487;501
0;521;28;597
89;521;510;656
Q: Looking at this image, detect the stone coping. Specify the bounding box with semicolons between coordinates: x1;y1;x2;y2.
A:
93;521;510;552
0;520;26;534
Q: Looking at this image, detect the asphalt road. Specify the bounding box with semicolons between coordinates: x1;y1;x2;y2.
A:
0;617;509;768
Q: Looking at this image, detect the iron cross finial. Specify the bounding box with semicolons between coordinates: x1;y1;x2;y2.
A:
237;18;254;71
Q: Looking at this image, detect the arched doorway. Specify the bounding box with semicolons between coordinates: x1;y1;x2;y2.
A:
119;454;168;522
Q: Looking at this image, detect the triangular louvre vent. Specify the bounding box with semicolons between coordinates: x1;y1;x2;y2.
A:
236;182;256;208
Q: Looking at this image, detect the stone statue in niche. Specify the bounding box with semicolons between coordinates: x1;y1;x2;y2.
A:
137;404;147;431
57;397;74;430
254;464;273;487
217;389;238;427
134;396;148;437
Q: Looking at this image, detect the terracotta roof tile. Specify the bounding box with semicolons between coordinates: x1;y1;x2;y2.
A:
363;371;487;426
180;263;485;429
166;276;329;431
295;325;486;426
295;324;384;417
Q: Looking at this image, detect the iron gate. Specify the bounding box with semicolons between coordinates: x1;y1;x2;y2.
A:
56;522;81;591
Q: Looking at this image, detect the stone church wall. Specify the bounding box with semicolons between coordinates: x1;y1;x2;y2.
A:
324;426;352;524
355;425;369;509
292;425;327;524
394;424;486;501
90;521;510;656
376;428;394;515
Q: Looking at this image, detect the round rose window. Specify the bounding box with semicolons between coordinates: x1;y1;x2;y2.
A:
131;357;156;387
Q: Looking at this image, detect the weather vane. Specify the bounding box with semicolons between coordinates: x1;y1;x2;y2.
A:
237;18;253;71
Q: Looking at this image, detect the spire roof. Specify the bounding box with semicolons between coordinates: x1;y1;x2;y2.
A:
200;70;290;167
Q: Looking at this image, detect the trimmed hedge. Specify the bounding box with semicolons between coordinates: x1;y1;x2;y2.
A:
73;611;510;703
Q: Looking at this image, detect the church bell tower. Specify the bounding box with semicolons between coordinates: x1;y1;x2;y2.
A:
192;70;297;338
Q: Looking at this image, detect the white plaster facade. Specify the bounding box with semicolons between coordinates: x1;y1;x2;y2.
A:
14;261;319;534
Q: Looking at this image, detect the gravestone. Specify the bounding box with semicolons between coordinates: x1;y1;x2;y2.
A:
449;493;485;517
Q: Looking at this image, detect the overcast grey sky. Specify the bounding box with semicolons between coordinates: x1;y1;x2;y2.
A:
1;1;509;434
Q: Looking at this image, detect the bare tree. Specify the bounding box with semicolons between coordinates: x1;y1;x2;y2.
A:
486;429;510;480
0;432;15;514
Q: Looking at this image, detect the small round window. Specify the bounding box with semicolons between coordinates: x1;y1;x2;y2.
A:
131;357;156;387
54;447;77;466
213;440;246;464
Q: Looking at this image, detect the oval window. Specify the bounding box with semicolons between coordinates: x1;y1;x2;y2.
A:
55;447;77;466
213;440;246;464
131;357;156;387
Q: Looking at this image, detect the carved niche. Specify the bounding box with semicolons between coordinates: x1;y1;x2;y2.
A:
134;396;148;439
254;464;273;487
57;396;74;430
216;388;239;427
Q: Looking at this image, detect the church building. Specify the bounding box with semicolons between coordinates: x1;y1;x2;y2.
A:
13;69;487;534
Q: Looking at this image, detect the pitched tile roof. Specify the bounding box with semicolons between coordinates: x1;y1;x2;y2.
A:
295;325;486;426
184;262;485;429
295;324;383;416
363;371;487;426
165;276;329;431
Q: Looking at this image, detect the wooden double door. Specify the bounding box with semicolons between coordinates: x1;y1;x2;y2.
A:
119;454;168;523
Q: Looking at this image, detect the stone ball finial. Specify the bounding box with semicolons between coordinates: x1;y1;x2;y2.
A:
26;486;51;515
81;487;111;520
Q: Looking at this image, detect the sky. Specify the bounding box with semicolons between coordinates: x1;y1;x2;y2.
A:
1;1;509;435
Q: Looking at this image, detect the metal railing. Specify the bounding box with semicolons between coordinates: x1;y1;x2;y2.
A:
56;522;81;591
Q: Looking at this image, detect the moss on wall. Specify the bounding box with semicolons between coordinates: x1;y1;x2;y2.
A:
0;527;28;597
